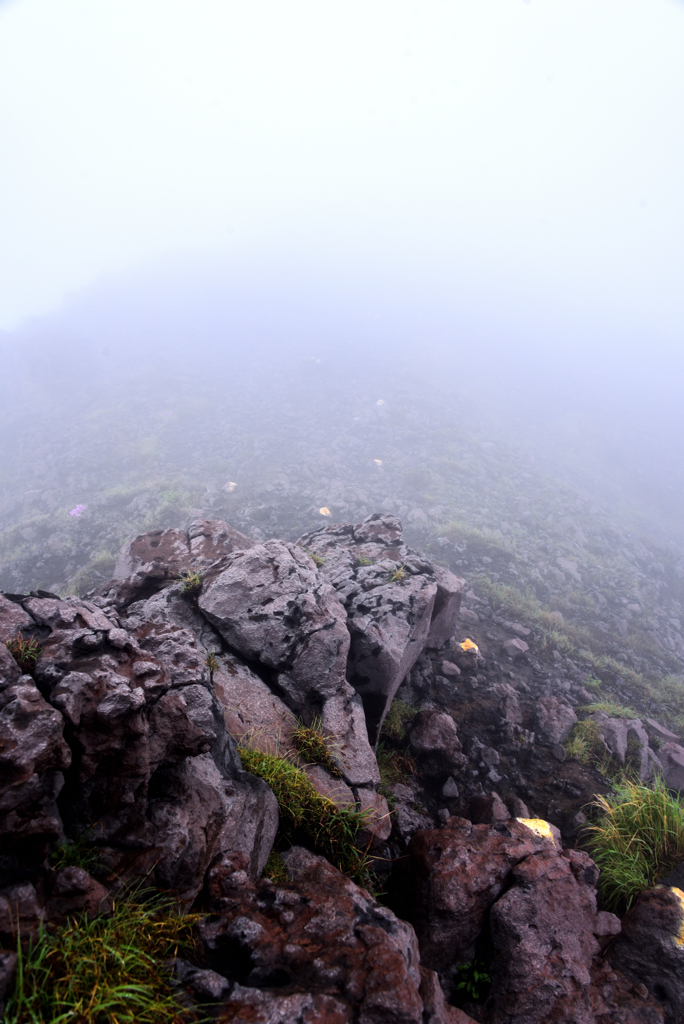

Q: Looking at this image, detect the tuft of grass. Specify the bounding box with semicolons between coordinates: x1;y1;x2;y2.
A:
388;566;407;583
262;850;288;884
585;674;603;693
307;550;326;568
4;635;42;674
376;742;416;789
380;699;419;743
357;556;372;566
49;830;101;875
292;716;341;777
564;719;605;765
205;651;219;676
237;744;371;885
583;700;639;719
177;569;202;595
4;888;203;1024
585;778;684;912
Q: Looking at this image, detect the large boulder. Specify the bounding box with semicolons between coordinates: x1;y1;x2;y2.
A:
199;539;379;786
0;667;71;871
199;846;470;1024
298;514;465;743
104;518;253;607
590;711;655;781
610;886;684;1024
22;596;278;900
408;817;554;993
489;848;663;1024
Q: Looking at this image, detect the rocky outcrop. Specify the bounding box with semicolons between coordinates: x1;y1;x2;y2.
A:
408;817;555;992
198;538;379;787
299;514;465;743
590;711;655;781
1;584;278;903
535;696;577;745
198;846;473;1024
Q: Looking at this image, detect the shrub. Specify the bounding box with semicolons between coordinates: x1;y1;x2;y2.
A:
585;778;684;911
291;717;341;777
237;745;371;884
4;888;202;1024
4;635;42;674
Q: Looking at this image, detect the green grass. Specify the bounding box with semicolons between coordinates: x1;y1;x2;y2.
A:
388;566;407;583
380;699;419;743
376;742;416;789
583;700;640;719
4;888;202;1024
237;744;371;885
585;778;684;912
49;831;102;876
564;719;643;783
4;635;42;673
262;850;288;884
291;717;342;777
177;570;202;595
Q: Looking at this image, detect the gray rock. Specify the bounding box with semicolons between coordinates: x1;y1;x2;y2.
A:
590;711;652;780
658;741;684;792
298;514;464;742
535;696;577;745
502;637;529;659
408;710;465;777
0;593;33;641
172;957;233;1002
199;539;379;785
0;949;18;1016
0;673;71;870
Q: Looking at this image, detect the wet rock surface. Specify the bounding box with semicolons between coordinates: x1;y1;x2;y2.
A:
0;511;682;1022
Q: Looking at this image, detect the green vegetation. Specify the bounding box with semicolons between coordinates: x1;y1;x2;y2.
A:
455;959;492;1004
376;744;416;792
49;831;101;875
388;566;407;583
237;744;371;884
205;651;219;676
291;716;341;777
357;556;373;566
564;718;642;783
380;699;419;743
583;700;639;719
262;850;288;884
4;888;202;1024
585;778;684;912
4;635;42;674
177;569;202;595
585;674;603;693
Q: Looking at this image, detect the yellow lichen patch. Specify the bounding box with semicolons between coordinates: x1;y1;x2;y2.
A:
319;507;332;516
459;638;479;653
517;818;557;846
670;887;684;945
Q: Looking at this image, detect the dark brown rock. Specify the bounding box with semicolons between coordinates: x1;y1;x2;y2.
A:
0;673;71;870
200;846;441;1024
408;818;551;989
46;866;112;922
610;886;684;1024
488;848;664;1024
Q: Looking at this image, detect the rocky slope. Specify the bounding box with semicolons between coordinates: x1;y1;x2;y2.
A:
2;512;684;1022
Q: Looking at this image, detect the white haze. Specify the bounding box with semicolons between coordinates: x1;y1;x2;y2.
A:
1;0;683;345
1;0;684;541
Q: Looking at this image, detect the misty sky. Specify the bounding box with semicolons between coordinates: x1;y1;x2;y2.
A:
1;0;683;349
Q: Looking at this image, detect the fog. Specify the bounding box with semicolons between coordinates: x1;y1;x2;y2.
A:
1;0;684;611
